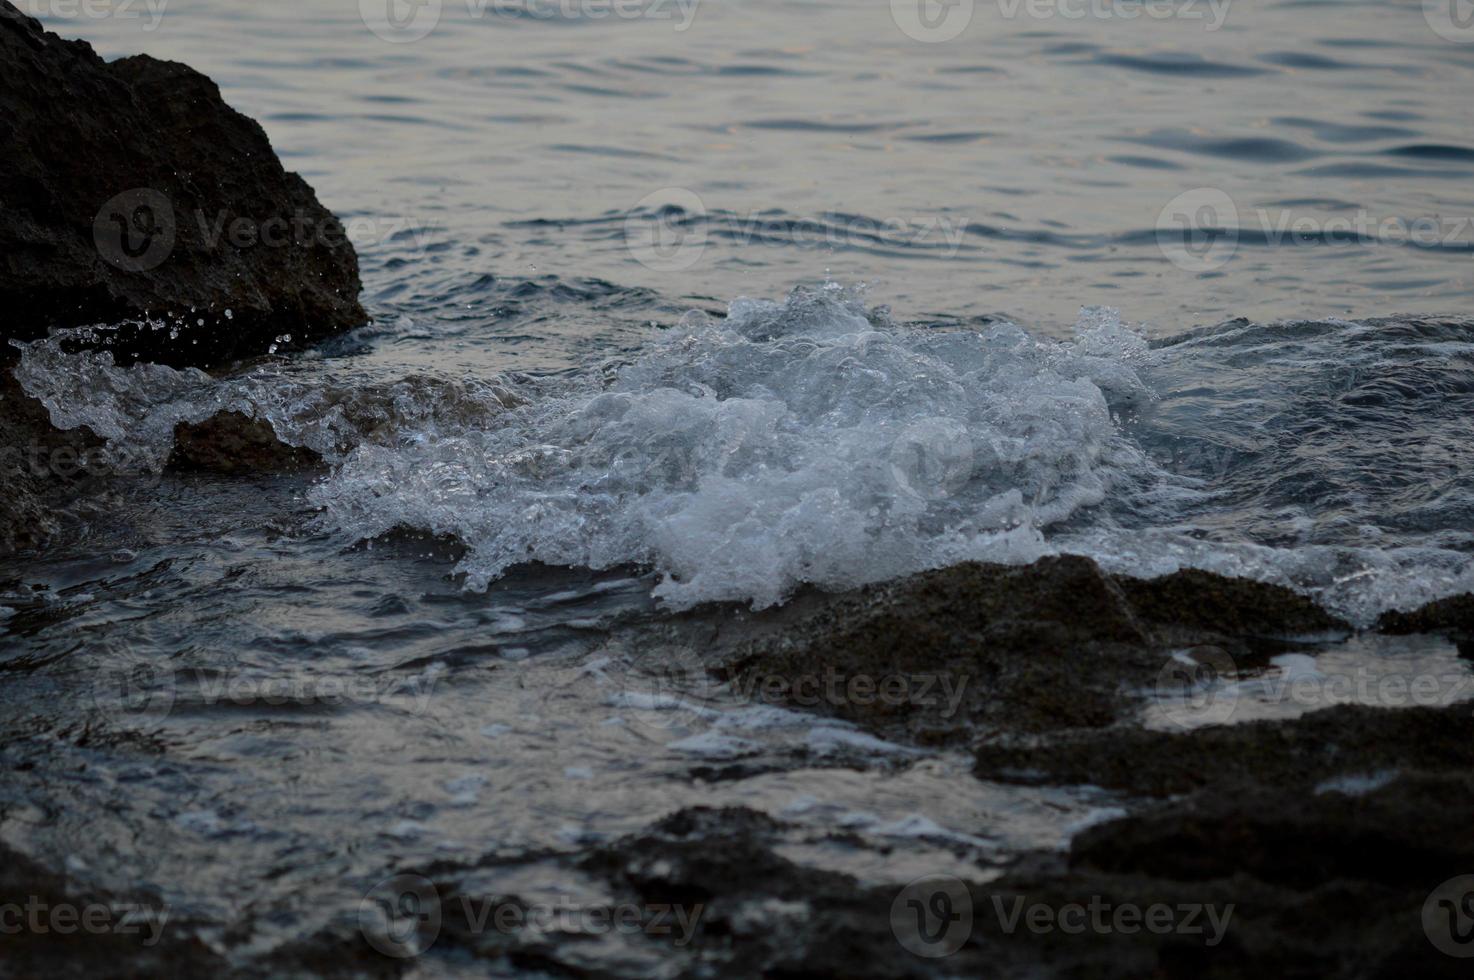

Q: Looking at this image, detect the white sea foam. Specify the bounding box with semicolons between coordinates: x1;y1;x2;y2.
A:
11;322;520;469
14;288;1474;624
668;731;761;759
307;285;1164;609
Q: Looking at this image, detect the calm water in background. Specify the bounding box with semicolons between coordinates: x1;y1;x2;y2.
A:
25;0;1474;366
4;2;1474;971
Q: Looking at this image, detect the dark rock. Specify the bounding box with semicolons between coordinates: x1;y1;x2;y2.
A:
0;370;113;552
579;804;1470;980
0;1;364;368
972;702;1474;796
1037;768;1474;978
167;411;322;476
1117;567;1347;640
0;839;228;978
580;806;987;979
716;556;1351;744
1377;593;1474;636
1071;770;1474;890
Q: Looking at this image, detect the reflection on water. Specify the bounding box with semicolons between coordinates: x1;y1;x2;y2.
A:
23;0;1474;344
0;478;1116;966
1145;631;1474;730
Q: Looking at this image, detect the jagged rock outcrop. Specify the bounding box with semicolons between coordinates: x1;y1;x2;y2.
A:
0;0;365;368
0;1;366;549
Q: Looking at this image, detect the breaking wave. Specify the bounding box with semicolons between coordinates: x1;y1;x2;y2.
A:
14;285;1474;623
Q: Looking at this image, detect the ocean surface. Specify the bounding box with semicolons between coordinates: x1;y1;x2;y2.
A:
4;0;1474;972
20;0;1474;334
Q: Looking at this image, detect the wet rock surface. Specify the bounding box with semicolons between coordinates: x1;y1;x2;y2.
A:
167;411;323;476
562;788;1467;979
578;806;992;979
533;710;1472;978
0;0;363;551
0;371;113;552
0;840;226;978
716;555;1350;744
0;1;364;368
984;707;1474;978
581;560;1473;978
973;702;1474;796
1;543;1471;977
1378;593;1474;639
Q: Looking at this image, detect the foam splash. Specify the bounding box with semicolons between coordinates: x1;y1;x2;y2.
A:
311;285;1165;608
11;322;521;469
13;289;1474;624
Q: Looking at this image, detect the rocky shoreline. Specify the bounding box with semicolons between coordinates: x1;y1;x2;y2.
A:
4;478;1473;977
562;555;1474;977
0;0;358;552
4;1;1474;975
6;368;1473;976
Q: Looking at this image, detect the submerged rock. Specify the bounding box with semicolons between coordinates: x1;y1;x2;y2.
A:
0;371;110;552
0;1;364;368
973;702;1474;795
1071;767;1474;891
0;840;226;978
167;411;323;476
1038;715;1474;978
580;806;994;979
566;702;1473;979
574;796;1466;980
1010;773;1471;978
